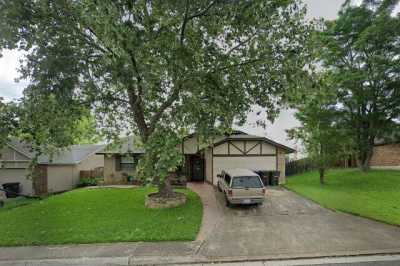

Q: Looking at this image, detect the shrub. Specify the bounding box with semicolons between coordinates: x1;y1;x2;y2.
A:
77;178;97;187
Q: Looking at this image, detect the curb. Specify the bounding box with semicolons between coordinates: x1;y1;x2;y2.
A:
129;250;400;265
2;249;400;265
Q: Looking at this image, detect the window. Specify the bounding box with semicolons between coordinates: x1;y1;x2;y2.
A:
120;155;138;171
231;176;263;188
224;174;231;185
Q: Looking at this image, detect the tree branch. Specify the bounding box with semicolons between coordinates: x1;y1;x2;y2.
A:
180;0;217;45
211;58;262;73
148;87;180;134
127;90;150;141
127;51;144;99
226;32;258;56
187;1;217;20
180;0;190;46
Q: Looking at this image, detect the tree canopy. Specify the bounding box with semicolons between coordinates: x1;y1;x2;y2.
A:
288;74;352;184
307;0;400;170
0;98;19;154
0;0;312;196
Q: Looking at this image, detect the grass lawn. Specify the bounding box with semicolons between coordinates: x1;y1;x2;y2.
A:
0;197;38;212
286;168;400;226
0;187;202;246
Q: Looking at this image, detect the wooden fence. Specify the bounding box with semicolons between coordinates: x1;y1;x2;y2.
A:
79;167;104;180
286;155;357;177
285;158;314;177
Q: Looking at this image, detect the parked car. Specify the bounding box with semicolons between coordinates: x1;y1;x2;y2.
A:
217;168;265;207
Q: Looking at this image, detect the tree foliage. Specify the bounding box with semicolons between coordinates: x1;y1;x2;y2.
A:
315;0;400;170
288;74;351;184
72;113;103;144
0;0;312;196
0;98;19;154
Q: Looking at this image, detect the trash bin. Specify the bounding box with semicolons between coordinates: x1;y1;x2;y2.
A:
255;170;270;186
271;171;280;186
2;182;20;198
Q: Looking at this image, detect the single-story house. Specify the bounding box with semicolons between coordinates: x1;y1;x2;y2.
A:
370;139;400;170
0;138;105;196
98;130;295;185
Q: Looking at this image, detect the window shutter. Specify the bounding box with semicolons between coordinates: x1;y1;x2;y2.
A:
115;155;121;171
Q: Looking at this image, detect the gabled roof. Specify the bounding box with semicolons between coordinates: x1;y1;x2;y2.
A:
38;144;105;165
5;138;105;165
6;138;36;159
97;136;145;154
96;130;296;155
211;130;296;153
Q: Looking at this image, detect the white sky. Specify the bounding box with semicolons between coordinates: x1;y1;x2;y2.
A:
0;0;348;152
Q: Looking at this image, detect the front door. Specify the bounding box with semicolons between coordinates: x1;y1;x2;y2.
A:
191;156;204;182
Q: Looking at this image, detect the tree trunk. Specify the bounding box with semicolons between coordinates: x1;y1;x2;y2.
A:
157;175;175;198
357;140;374;172
128;89;176;199
319;168;325;185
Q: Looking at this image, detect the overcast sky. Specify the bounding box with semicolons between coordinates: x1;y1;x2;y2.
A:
0;0;347;152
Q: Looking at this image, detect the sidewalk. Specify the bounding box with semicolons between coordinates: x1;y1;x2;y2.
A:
0;241;201;265
1;241;400;266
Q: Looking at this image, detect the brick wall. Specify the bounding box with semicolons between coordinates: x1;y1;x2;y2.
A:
370;144;400;167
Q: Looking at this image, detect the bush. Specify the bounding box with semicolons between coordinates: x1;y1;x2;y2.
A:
77;178;98;187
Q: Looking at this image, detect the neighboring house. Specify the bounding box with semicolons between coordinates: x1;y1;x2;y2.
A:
370;139;400;170
98;131;295;185
0;138;105;196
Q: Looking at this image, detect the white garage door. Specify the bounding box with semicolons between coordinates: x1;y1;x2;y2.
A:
213;156;276;185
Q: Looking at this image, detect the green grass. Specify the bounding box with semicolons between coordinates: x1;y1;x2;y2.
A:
0;197;38;212
0;187;203;246
286;168;400;226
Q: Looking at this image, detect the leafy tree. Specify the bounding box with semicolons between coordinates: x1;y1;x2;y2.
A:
288;75;351;184
0;97;19;153
73;113;103;144
315;0;400;171
0;0;311;198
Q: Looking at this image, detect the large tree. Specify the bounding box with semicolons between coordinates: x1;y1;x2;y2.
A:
0;0;311;198
288;74;351;184
316;0;400;171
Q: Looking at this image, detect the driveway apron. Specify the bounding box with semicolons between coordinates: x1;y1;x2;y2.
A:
190;184;400;260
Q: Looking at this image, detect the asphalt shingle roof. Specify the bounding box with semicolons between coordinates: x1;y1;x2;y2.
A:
6;138;105;165
97;136;145;154
38;144;105;165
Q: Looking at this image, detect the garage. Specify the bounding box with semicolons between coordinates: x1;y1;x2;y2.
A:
180;131;295;186
207;137;289;185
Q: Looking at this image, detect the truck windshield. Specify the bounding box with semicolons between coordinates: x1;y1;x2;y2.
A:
231;176;263;188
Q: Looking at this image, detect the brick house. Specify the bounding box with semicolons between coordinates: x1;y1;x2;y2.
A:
370;142;400;170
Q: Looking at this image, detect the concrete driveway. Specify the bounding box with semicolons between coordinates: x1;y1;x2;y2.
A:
194;184;400;260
